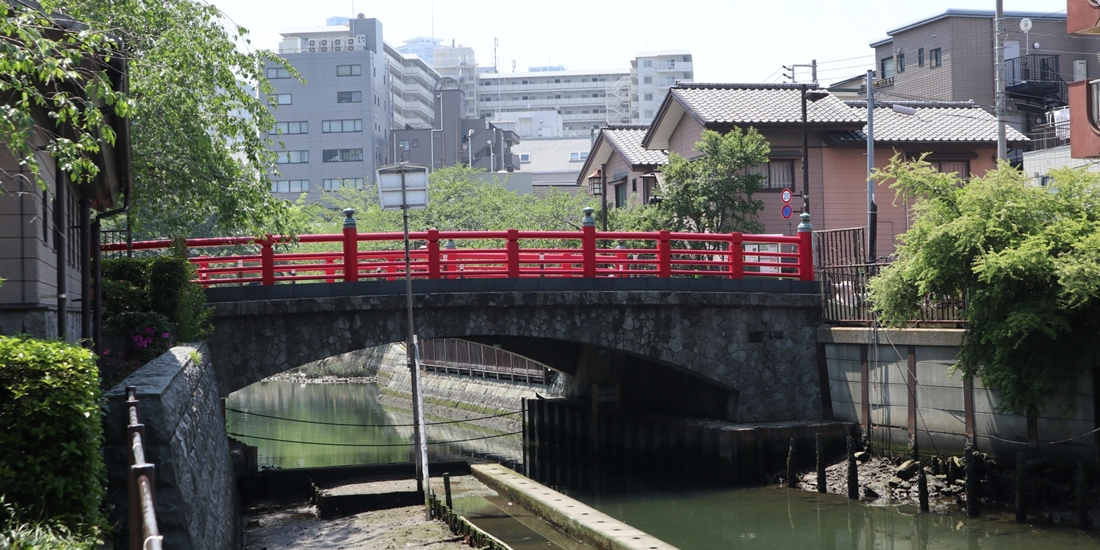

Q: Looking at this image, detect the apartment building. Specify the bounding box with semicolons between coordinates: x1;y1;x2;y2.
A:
631;50;694;125
869;9;1095;150
384;43;439;130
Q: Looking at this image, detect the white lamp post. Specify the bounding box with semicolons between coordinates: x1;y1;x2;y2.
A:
376;162;431;517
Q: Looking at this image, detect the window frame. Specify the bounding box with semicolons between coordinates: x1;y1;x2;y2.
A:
336;91;363;103
321;119;363;133
271;121;308;135
271;93;292;105
266;67;291;79
336;64;362;77
270;179;310;193
275;150;309;164
322;148;365;163
930;48;942;68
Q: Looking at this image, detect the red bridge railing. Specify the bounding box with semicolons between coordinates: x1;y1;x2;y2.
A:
101;210;815;287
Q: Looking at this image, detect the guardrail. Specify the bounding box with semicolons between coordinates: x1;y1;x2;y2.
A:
125;386;162;550
419;338;551;384
99;210;814;287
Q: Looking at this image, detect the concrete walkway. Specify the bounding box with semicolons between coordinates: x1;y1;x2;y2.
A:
470;464;679;550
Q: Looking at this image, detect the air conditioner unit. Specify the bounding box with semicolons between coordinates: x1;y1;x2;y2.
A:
1075;60;1088;82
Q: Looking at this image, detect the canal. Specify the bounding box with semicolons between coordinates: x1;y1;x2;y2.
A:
228;380;1100;549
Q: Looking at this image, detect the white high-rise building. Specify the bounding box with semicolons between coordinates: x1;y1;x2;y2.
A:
631;50;694;125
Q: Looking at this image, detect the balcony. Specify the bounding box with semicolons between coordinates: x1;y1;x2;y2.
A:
655;61;693;73
1027;118;1069;152
1006;54;1066;106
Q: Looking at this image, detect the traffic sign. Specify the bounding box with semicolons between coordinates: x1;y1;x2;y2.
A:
781;204;793;219
780;188;793;204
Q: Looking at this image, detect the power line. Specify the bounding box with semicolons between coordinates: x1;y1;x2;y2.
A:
226;406;521;427
227;430;522;447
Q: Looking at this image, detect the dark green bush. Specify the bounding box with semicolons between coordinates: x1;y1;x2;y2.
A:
103;312;173;363
0;336;105;535
101;249;212;342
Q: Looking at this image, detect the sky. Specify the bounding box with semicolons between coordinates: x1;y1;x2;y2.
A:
208;0;1068;85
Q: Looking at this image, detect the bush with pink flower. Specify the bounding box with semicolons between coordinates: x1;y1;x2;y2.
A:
103;311;174;363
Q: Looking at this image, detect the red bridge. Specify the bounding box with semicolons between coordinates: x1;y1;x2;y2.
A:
102;210;815;286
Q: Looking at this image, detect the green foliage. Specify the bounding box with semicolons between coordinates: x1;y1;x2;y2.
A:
0;1;132;190
101;251;212;341
648;128;770;242
0;337;105;535
51;0;297;238
104;311;173;362
869;156;1100;415
0;499;98;550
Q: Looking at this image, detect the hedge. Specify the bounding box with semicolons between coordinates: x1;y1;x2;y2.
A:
101;249;211;342
0;336;105;534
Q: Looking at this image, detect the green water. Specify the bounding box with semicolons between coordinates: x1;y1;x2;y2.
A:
228;380;1100;549
226;380;413;468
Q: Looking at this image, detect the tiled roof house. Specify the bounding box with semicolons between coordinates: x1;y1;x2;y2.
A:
575;125;669;207
636;83;1026;255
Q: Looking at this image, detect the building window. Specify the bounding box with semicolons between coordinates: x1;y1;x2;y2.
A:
323;148;363;162
266;67;291;79
642;60;653;68
643;76;653;84
322;119;363;133
644;93;654;101
644;110;654;118
270;179;310;192
568;151;589;162
881;57;895;79
897;53;905;73
930;48;942;68
271;121;308;135
519;153;531;163
411;139;419;147
918;48;924;67
398;140;410;151
747;159;795;189
337;91;363;103
322;177;365;190
270;93;292;105
276;150;309;164
336;64;362;76
931;160;969;177
614;182;627;208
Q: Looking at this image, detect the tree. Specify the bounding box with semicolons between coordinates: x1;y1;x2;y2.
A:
646;128;770;242
0;1;131;188
869;155;1100;416
5;0;298;238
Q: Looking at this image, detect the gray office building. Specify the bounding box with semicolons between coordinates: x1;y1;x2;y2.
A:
265;15;392;200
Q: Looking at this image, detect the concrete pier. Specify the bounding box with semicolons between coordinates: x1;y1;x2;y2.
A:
470;463;679;550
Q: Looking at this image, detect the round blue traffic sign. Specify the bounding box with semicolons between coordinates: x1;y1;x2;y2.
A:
781;204;793;219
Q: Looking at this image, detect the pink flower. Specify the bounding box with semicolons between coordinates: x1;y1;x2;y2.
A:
145;327;154;335
162;332;171;339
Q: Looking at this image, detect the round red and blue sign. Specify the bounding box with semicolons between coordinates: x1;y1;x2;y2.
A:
781;204;793;220
780;188;793;204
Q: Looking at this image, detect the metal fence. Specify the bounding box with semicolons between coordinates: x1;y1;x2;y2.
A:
815;227;965;326
419;338;551;384
125;386;162;550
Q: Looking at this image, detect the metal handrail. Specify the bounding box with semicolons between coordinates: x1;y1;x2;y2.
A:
126;386;163;550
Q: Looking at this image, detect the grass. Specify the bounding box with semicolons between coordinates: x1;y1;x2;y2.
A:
0;521;98;550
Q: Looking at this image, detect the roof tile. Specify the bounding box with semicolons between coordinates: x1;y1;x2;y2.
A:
671;83;864;125
602;125;669;166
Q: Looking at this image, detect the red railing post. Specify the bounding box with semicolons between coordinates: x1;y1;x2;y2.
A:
581;207;596;278
506;228;520;278
657;230;671;278
427;229;441;280
260;235;275;286
342;208;358;282
729;233;743;279
797;212;815;282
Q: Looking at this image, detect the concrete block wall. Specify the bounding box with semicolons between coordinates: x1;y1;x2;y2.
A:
104;344;240;550
820;327;1096;463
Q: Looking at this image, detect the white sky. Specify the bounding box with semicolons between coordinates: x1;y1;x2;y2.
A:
209;0;1067;85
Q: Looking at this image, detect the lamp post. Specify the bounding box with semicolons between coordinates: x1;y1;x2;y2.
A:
376;162;431;518
800;84;829;215
589;170;606;231
487;139;494;172
467;129;474;167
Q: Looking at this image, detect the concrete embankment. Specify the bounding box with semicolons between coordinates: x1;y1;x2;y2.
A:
471;463;679;550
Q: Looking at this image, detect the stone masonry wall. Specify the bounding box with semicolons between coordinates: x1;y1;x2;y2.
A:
104;343;239;550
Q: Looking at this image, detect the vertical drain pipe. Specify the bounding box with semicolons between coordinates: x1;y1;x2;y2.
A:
55;171;68;340
80;198;92;344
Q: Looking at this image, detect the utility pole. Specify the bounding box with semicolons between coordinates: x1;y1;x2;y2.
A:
783;60;818;84
866;70;877;264
995;0;1007;160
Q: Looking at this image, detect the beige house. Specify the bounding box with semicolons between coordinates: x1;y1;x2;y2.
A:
576;125;668;209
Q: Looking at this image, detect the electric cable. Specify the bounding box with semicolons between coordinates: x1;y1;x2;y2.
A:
226;406;520;427
227;430;522;447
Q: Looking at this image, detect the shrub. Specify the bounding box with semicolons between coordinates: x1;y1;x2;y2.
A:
104;312;174;363
0;337;105;535
101;249;212;342
100;279;145;320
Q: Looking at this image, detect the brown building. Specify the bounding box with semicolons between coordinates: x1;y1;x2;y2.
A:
586;83;1028;256
576;125;668;208
870;9;1093;162
0;12;131;341
1068;0;1100;159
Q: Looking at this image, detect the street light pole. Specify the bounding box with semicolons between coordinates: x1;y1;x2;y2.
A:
866;70;877;264
487;139;494;172
800;84;810;215
467;129;474;167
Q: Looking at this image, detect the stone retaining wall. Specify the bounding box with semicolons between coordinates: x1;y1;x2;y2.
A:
103;344;239;550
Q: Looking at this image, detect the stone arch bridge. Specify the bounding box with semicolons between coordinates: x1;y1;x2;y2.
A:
207;278;823;422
